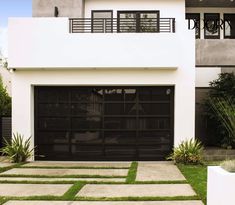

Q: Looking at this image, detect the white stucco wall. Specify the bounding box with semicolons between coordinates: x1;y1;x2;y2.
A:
196;67;221;87
12;68;195;156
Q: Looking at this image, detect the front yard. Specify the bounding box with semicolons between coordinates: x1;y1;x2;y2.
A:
0;161;218;205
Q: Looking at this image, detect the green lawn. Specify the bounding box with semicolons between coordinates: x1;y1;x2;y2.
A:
178;162;220;205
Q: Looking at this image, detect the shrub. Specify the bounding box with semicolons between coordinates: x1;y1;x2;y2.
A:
204;73;235;147
209;97;235;147
1;133;34;163
0;76;11;116
221;160;235;172
167;138;204;164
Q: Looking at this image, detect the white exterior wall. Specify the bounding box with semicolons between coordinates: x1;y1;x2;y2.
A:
9;0;195;158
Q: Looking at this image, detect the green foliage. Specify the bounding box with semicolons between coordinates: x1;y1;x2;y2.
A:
205;73;235;147
1;133;34;163
167;139;204;165
221;160;235;172
0;76;11;116
209;97;235;146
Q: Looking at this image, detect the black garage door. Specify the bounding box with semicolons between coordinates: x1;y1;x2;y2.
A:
35;86;174;161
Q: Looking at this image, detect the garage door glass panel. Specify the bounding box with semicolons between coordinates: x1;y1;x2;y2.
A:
140;103;170;115
38;118;70;130
71;131;102;144
37;132;70;144
71;103;102;116
71;117;102;129
35;86;174;161
104;131;136;145
104;117;137;129
139;117;170;129
38;104;70;117
104;103;136;115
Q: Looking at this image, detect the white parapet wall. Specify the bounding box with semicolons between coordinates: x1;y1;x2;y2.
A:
207;166;235;205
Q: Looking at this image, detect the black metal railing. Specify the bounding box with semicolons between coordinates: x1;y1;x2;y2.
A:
69;18;175;33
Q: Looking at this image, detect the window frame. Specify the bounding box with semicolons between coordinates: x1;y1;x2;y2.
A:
224;13;235;39
204;13;220;39
91;10;113;33
186;13;201;39
117;10;160;33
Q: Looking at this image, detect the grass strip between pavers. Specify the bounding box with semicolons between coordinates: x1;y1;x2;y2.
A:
0;174;126;178
0;195;200;205
20;166;129;169
0;180;188;185
126;161;138;183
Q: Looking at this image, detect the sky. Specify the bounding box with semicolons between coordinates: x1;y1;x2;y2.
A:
0;0;32;57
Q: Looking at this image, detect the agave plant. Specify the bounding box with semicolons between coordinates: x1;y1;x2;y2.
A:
167;138;204;164
209;97;235;146
1;133;34;163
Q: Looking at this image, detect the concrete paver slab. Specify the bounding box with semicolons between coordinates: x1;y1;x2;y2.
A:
0;177;125;182
0;163;14;168
0;168;128;177
76;184;196;197
23;161;131;168
0;184;72;197
136;162;186;181
3;201;204;205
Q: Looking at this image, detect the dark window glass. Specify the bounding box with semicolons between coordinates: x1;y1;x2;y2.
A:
104;131;136;145
224;14;235;39
38;117;70;130
204;13;220;39
71;88;103;102
71;103;102;116
139;117;170;129
186;13;200;39
104;103;136;115
139;103;170;115
72;117;102;130
104;117;136;129
71;131;103;144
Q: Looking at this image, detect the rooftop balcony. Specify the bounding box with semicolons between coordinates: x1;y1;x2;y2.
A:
69;18;175;33
8;17;194;70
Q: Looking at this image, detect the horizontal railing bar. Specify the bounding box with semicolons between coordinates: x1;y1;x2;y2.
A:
69;17;175;33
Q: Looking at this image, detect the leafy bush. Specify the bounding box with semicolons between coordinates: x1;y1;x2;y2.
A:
0;76;11;116
167;139;204;164
209;97;235;147
1;133;34;163
221;160;235;172
205;73;235;148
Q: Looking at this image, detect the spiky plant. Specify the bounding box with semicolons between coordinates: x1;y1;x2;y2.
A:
167;138;204;164
1;133;34;163
209;97;235;146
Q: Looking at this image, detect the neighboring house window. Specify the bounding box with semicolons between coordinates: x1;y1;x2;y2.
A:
91;10;113;33
224;14;235;39
186;13;200;39
117;11;159;33
204;13;220;39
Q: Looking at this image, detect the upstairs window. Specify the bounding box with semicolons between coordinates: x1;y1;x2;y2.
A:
224;14;235;39
117;11;159;33
204;13;220;39
91;10;113;33
186;13;200;39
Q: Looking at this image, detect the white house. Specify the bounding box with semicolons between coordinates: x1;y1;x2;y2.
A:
8;0;198;161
